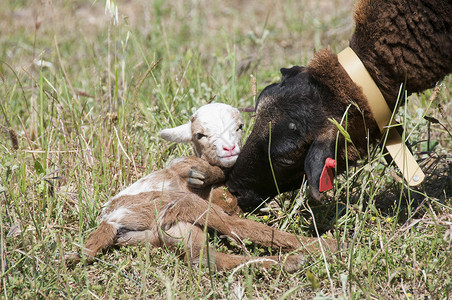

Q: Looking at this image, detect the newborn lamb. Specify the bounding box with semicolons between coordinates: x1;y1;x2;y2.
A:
67;103;337;272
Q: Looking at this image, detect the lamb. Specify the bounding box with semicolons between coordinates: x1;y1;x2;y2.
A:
66;103;338;272
225;0;452;210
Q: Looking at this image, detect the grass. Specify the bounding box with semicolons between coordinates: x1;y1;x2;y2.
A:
0;0;451;298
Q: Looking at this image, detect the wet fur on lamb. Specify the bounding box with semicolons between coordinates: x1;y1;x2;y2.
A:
67;103;337;271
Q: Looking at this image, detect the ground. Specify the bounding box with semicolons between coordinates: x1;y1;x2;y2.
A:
0;0;450;298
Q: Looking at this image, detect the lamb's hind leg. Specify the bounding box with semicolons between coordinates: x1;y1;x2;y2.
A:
162;195;338;254
84;221;117;257
65;221;117;265
115;229;161;247
159;218;306;272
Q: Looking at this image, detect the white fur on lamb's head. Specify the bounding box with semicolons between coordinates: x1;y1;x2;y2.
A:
159;103;243;168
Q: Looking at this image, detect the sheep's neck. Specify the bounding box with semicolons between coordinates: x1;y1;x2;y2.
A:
337;47;389;133
337;47;425;186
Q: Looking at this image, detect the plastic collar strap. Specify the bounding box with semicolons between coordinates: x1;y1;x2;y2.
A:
337;47;425;186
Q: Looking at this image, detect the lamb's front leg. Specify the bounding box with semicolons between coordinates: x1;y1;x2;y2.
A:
182;157;228;188
220;215;339;253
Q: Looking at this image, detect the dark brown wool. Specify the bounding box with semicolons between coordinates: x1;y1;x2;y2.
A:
305;0;452;172
226;0;452;209
351;0;452;107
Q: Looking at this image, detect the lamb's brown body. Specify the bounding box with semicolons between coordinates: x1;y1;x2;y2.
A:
68;103;338;272
76;157;336;272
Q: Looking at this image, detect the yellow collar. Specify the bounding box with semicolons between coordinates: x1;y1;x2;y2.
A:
337;47;425;186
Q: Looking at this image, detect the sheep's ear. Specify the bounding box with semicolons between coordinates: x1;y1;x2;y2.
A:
280;66;305;82
159;122;192;143
304;136;335;202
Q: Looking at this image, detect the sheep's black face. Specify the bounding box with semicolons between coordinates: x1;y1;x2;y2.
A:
227;66;333;211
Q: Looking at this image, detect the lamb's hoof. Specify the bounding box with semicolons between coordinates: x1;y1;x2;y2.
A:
282;254;307;273
188;168;206;188
64;253;81;268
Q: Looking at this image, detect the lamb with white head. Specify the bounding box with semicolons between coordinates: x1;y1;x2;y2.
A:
160;102;242;168
66;103;337;272
111;103;243;199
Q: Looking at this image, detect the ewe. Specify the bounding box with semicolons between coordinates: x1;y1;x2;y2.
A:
68;103;337;272
227;0;452;210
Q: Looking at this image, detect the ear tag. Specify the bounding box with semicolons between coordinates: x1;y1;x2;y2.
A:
319;158;335;192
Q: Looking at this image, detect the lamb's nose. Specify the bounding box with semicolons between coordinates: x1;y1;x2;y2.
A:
223;145;236;152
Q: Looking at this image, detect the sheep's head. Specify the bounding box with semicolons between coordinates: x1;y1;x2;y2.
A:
160;103;243;168
226;63;376;211
226;67;337;211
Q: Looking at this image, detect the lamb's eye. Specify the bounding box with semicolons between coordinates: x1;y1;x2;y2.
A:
196;133;206;140
237;124;243;131
288;123;297;130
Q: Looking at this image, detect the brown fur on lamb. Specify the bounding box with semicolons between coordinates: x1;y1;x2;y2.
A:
66;103;337;272
226;0;452;210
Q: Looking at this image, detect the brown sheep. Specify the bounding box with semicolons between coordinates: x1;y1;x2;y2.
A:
226;0;452;210
66;103;337;272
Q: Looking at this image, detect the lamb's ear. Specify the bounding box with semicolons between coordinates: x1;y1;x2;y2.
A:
304;136;335;202
159;122;192;143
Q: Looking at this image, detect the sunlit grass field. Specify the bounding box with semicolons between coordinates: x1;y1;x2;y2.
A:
0;0;450;298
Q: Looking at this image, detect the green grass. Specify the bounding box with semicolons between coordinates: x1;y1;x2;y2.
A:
0;0;451;298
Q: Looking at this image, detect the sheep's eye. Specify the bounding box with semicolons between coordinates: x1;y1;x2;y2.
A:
196;133;206;140
237;124;243;131
288;123;297;130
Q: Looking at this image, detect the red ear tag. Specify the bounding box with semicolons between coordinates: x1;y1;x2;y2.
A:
319;158;335;192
